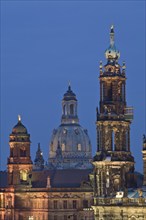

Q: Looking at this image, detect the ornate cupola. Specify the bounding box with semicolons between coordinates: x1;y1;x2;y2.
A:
48;84;92;169
7;116;32;186
61;83;79;124
142;135;146;186
93;26;135;198
105;25;120;63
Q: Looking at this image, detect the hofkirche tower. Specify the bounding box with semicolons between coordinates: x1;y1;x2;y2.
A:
93;25;135;197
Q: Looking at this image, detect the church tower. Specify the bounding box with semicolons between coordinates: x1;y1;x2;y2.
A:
93;26;134;197
7;116;32;186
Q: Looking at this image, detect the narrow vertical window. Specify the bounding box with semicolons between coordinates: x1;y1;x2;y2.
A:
10;148;14;157
63;105;66;115
77;144;81;151
122;83;125;101
112;131;115;151
62;143;65;151
72;200;77;209
101;83;104;101
70;104;74;115
63;200;67;209
83;200;88;208
54;200;57;209
97;129;100;151
126;130;129;151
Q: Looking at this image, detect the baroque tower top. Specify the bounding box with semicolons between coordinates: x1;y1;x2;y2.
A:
93;26;135;197
105;25;120;62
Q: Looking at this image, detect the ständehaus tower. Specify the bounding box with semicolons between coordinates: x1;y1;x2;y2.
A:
93;26;135;197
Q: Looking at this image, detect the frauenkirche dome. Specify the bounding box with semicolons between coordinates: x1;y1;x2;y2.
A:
48;84;92;169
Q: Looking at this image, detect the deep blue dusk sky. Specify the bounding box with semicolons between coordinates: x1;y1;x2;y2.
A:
1;1;145;172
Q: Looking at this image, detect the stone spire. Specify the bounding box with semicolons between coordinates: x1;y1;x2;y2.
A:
34;143;44;169
105;25;120;62
110;25;114;46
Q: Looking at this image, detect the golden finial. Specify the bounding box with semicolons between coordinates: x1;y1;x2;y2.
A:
18;115;21;122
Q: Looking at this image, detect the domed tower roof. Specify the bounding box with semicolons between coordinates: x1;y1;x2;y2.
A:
49;85;92;169
63;84;77;101
9;115;30;142
12;115;28;134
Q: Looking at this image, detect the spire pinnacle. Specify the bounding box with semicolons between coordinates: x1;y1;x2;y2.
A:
38;143;41;151
68;81;71;91
18;115;21;122
110;24;114;46
110;24;114;33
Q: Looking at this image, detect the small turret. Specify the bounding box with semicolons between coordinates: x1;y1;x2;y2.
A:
34;143;44;169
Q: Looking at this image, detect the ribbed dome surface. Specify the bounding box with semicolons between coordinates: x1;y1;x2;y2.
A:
49;123;92;159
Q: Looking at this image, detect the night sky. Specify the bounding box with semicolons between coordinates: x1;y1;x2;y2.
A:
1;1;145;172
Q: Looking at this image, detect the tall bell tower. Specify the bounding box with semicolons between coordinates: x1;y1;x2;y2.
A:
93;26;134;197
7;116;32;186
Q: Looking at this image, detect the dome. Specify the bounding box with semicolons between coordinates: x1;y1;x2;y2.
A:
49;124;91;159
63;85;77;101
12;116;28;134
49;85;92;169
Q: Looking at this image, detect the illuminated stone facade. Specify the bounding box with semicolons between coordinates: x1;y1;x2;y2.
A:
92;26;146;219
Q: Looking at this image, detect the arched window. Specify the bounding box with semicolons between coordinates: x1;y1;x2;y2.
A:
122;83;125;101
20;170;27;181
70;104;74;115
77;144;81;151
63;105;66;115
62;143;65;151
10;148;14;157
83;200;88;208
112;131;115;151
20;148;26;157
107;83;112;101
101;83;104;101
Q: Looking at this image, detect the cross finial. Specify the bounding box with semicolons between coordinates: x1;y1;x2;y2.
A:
68;81;71;90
